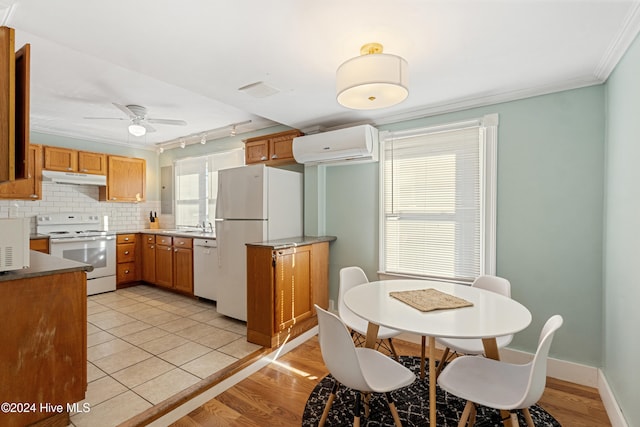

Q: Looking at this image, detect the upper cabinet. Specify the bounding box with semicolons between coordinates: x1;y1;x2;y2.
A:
0;26;30;183
99;155;146;202
0;144;42;200
244;129;302;166
44;146;107;175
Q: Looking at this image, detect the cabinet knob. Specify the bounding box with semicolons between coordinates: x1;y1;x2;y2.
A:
124;251;129;255
124;270;130;274
260;156;267;161
172;248;176;252
150;245;154;249
179;241;184;245
111;197;117;200
124;237;129;241
168;247;172;251
30;194;37;199
67;167;73;171
81;169;88;172
271;154;278;159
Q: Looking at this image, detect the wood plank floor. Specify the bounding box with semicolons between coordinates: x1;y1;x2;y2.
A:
170;337;611;427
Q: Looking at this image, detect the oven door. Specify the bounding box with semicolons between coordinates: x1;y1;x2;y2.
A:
49;236;116;279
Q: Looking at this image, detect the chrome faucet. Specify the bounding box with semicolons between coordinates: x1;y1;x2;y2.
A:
200;220;214;233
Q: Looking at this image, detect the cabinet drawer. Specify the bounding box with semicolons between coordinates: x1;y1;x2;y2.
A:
173;237;192;248
117;262;136;283
143;234;156;244
117;234;136;244
117;243;136;263
156;236;172;246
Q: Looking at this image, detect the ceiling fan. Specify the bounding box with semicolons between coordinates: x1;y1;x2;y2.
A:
84;103;187;136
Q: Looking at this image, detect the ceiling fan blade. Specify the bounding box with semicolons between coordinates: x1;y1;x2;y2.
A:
147;118;187;126
112;103;138;119
142;122;157;133
83;116;127;120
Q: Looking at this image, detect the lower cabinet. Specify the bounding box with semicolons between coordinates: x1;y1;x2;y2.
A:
141;234;193;295
155;237;174;288
246;241;329;348
141;234;156;283
173;238;193;294
116;234;139;287
29;237;49;254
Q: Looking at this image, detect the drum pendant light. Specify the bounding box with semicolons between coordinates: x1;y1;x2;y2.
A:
336;42;408;110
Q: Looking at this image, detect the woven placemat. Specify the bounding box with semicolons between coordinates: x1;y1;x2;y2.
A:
389;288;473;312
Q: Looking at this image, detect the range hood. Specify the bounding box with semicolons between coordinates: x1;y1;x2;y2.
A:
42;170;107;186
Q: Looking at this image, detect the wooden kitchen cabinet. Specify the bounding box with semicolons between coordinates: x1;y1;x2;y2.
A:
155;237;174;288
78;151;107;174
29;237;49;253
140;234;193;295
0;26;30;184
44;146;77;171
99;155;146;202
43;146;107;175
244;129;302;166
141;234;156;284
116;234;138;287
246;240;330;348
0;144;42;200
173;237;193;294
0;264;87;427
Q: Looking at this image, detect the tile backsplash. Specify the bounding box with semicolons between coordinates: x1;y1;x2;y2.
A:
0;182;172;233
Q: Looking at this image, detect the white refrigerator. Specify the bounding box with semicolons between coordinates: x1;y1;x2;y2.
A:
215;164;303;321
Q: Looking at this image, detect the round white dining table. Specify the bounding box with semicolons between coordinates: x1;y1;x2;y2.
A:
344;279;532;426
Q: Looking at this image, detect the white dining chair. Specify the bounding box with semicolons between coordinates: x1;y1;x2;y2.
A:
437;314;563;427
315;305;416;427
338;266;401;360
434;275;513;378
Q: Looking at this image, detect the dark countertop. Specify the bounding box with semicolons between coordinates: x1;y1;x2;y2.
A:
29;233;49;240
246;235;337;249
120;229;216;239
0;250;93;282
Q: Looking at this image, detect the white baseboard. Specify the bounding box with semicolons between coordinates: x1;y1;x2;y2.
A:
598;370;629;427
397;332;628;427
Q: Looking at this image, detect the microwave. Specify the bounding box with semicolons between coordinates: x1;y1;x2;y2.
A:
0;218;30;272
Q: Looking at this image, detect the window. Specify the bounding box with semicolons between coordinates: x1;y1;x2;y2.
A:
380;115;497;282
174;149;244;229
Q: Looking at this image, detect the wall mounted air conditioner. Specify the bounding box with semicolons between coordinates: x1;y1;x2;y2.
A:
292;124;378;165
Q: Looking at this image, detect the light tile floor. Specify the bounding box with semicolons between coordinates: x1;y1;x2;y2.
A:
69;285;260;427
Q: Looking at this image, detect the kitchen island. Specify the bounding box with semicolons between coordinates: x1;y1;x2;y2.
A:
0;251;92;427
246;236;336;348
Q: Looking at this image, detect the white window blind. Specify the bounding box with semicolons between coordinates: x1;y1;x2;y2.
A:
174;149;244;228
381;117;497;282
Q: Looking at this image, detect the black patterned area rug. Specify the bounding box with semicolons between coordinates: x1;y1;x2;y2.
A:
302;356;561;427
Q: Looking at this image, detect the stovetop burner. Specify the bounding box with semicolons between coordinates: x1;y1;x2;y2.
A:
36;212;115;238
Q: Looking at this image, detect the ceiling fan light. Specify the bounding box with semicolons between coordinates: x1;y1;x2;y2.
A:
336;43;409;110
128;123;146;137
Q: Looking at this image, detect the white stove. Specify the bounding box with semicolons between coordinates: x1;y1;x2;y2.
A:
37;213;116;295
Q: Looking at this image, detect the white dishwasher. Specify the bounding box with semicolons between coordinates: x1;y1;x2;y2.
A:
193;238;221;301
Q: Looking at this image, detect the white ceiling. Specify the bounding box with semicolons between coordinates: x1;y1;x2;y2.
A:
3;0;640;150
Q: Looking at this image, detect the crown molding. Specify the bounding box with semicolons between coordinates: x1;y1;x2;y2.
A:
370;76;602;128
593;1;640;81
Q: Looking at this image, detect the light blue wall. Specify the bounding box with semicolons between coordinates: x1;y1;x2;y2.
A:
603;32;640;426
30;132;161;201
315;85;605;367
